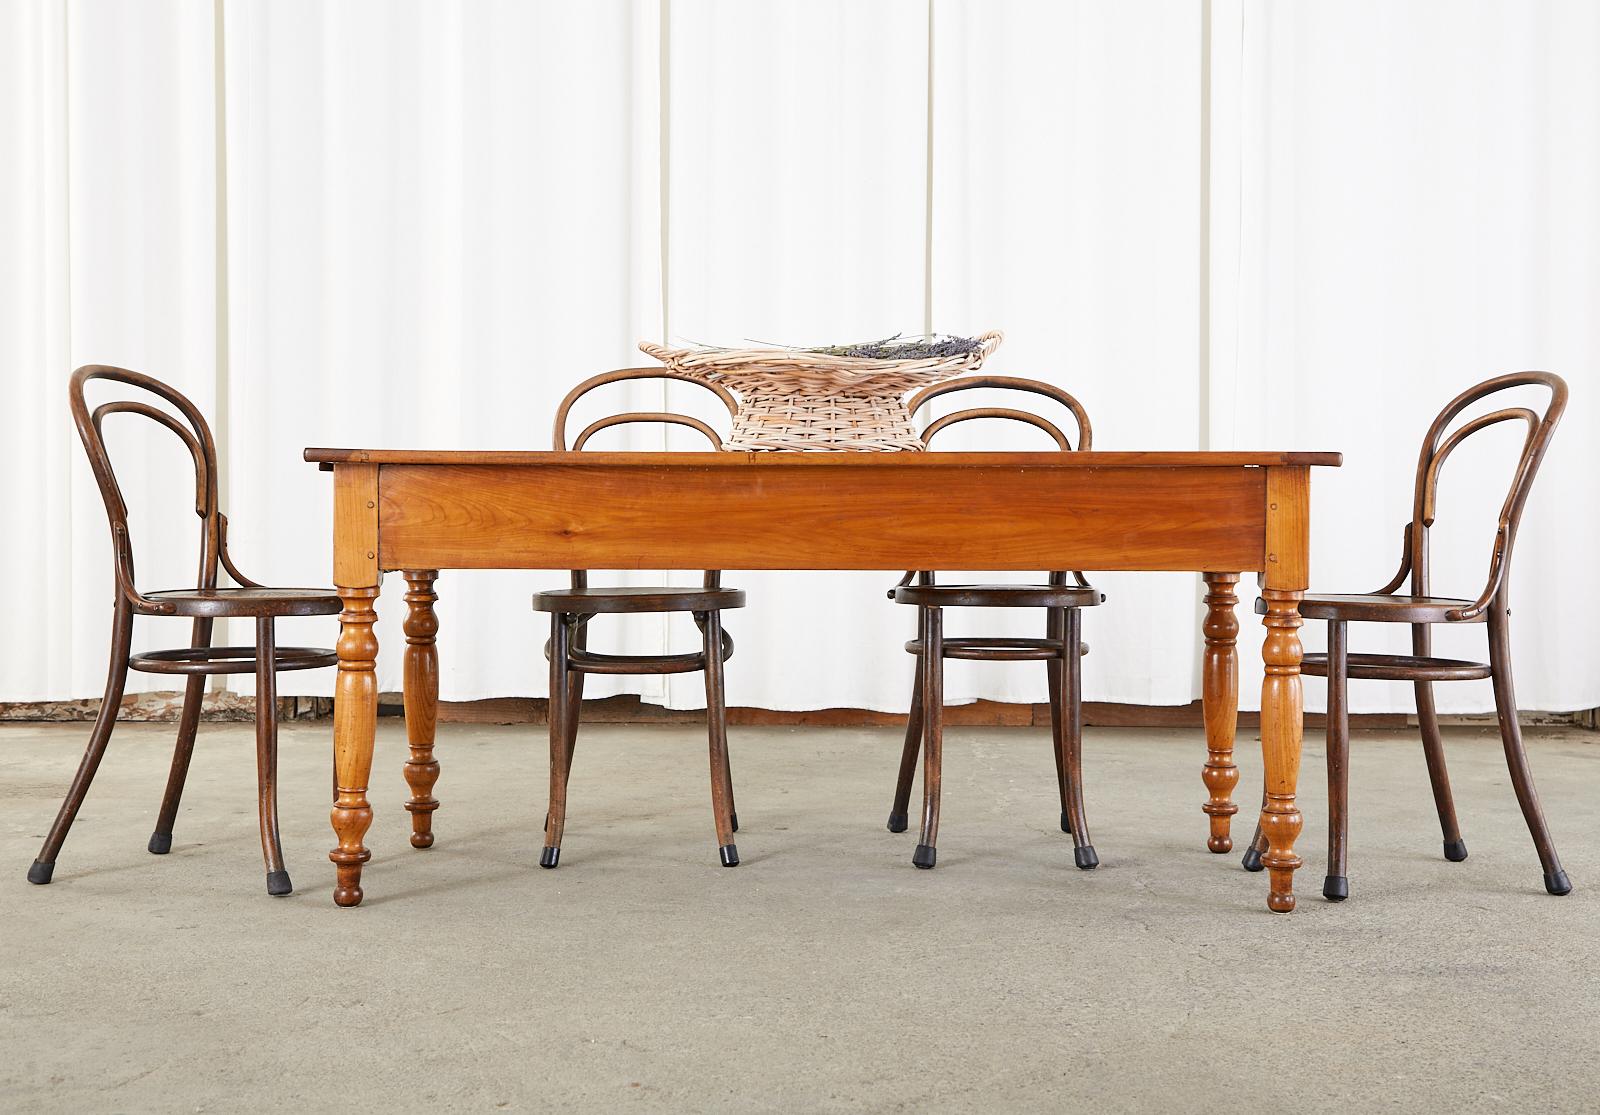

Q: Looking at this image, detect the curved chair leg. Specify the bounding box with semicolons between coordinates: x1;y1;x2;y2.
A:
1323;620;1349;900
888;665;922;833
913;606;943;869
1059;609;1096;868
701;611;738;866
690;610;737;832
1242;800;1268;871
1046;608;1071;834
255;617;291;896
150;617;214;855
1487;608;1570;895
541;613;572;868
562;622;587;791
1413;624;1466;862
30;603;135;885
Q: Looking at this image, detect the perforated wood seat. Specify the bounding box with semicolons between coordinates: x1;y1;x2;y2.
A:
893;583;1103;610
532;585;745;614
143;586;342;618
1261;592;1483;624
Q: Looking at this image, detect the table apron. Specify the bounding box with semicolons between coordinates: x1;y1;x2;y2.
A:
374;462;1268;572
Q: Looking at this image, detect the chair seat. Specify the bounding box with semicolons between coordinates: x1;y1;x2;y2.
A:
1254;592;1484;624
532;585;745;613
142;587;342;618
891;583;1104;609
905;636;1089;662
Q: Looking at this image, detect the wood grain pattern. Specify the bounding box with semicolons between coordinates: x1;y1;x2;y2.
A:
1201;573;1241;854
402;570;441;849
331;585;379;907
333;463;379;588
1258;465;1310;912
378;462;1269;573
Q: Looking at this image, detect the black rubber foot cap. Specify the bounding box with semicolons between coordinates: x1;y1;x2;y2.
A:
1323;875;1349;902
1241;846;1264;872
148;832;173;855
1074;845;1099;870
730;812;739;834
1443;839;1468;862
886;812;908;833
539;846;560;869
1546;870;1573;896
266;870;293;897
1061;810;1072;834
912;844;937;869
719;843;740;868
27;860;54;885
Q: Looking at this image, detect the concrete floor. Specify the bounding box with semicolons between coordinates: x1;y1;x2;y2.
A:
2;719;1598;1113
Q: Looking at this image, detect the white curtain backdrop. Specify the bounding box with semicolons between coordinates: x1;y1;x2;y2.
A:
3;0;1597;714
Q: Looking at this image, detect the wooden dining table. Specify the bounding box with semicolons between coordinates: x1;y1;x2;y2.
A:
306;448;1341;912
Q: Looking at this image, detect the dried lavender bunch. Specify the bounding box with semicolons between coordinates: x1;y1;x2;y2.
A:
803;334;986;360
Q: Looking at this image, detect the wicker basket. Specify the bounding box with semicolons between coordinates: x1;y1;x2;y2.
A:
638;331;1002;451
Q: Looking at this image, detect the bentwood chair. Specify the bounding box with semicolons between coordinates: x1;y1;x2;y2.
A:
886;376;1105;871
1243;371;1571;900
535;369;746;869
28;366;338;896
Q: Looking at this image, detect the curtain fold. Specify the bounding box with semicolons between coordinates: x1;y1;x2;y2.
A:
2;1;1597;713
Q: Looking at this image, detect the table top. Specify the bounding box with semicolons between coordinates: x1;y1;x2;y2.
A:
305;448;1343;469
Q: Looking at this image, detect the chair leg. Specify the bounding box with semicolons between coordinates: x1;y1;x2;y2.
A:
1059;609;1096;868
1323;620;1349;901
1242;799;1268;871
1487;607;1570;895
254;617;291;896
701;611;738;866
150;618;213;855
1413;624;1466;861
888;663;923;833
690;611;738;832
30;602;135;884
913;606;943;869
541;613;572;868
1046;608;1071;834
562;624;587;791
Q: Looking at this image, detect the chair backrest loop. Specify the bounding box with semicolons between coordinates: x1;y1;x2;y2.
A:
70;365;223;609
553;367;737;451
1400;371;1566;620
907;375;1091;451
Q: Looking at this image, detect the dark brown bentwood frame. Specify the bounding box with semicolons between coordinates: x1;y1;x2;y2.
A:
536;369;746;868
27;366;339;896
1243;371;1572;899
887;376;1106;870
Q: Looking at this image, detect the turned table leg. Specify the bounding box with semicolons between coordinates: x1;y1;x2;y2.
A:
1258;465;1310;913
402;570;441;849
331;584;380;907
1258;588;1306;912
1201;572;1241;853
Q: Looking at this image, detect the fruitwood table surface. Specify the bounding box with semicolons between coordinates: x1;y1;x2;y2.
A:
305;449;1341;912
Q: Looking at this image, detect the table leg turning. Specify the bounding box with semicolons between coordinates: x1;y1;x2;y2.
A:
1200;572;1241;853
402;570;441;849
1258;587;1305;912
331;584;380;907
